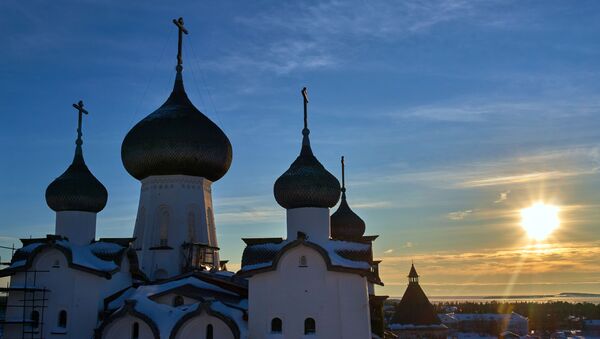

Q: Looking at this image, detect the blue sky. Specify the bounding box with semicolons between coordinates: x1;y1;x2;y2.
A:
1;0;600;296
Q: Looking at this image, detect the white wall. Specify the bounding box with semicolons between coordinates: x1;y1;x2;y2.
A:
4;247;133;339
55;211;96;245
286;208;330;241
248;244;371;339
174;312;236;339
133;175;219;280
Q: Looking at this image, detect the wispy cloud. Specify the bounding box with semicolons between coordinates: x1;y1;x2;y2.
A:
369;145;600;189
494;190;511;204
447;209;474;220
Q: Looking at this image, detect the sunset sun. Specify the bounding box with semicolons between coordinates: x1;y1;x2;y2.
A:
520;203;560;241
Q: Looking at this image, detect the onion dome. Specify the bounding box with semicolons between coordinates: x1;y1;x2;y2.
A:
46;101;108;213
331;156;366;240
121;18;232;182
274;87;340;209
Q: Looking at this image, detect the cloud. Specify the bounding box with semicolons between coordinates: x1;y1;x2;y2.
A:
447;209;474;220
403;242;414;248
384;249;394;254
221;0;514;75
494;190;511;203
213;195;284;225
370;145;600;189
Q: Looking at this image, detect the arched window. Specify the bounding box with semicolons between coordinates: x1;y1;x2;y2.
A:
299;255;308;267
173;295;184;307
206;324;214;339
187;211;196;243
135;207;146;249
31;310;39;329
159;207;169;246
271;317;282;333
304;318;316;335
58;310;67;328
132;322;139;339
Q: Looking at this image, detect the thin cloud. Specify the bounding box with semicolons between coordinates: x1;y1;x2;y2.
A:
494;190;511;204
447;209;474;220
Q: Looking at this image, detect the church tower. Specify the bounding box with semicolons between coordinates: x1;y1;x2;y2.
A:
121;18;232;280
45;101;108;245
273;87;341;241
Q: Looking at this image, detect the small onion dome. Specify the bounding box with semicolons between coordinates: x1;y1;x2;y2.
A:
331;192;366;239
121;70;232;182
46;144;108;213
274;129;341;209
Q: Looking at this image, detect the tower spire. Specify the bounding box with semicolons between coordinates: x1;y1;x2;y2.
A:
72;100;88;163
300;87;311;149
172;17;189;72
341;156;346;193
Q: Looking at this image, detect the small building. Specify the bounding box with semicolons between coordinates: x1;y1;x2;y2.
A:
439;312;529;337
388;264;448;339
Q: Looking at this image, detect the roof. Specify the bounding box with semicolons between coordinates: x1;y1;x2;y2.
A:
390;277;440;326
121;68;232;182
0;235;145;280
98;272;248;339
238;237;375;278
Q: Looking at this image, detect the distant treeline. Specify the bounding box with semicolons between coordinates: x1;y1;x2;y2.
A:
432;301;600;331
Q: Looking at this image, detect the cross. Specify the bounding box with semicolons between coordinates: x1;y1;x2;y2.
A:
72;100;88;143
301;87;309;130
172;17;189;69
341;156;346;191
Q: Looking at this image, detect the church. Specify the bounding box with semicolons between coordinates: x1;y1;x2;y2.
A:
0;18;390;339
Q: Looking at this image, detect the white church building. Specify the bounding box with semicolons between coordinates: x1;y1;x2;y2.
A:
0;18;387;339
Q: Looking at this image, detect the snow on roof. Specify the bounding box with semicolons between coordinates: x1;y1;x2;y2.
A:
441;312;528;322
56;240;118;272
240;237;373;272
388;323;447;330
8;260;26;269
109;275;248;338
89;241;124;254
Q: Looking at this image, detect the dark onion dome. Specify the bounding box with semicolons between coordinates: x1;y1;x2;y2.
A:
331;156;365;239
46;113;108;213
273;88;340;209
331;193;366;239
121;70;232;182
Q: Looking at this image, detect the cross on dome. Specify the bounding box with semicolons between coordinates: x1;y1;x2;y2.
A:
172;17;189;71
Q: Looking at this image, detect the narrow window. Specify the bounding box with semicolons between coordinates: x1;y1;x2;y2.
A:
132;322;139;339
187;211;196;243
206;324;214;339
299;255;308;267
304;318;316;335
31;310;39;329
58;310;67;328
173;295;184;307
52;260;60;268
271;317;282;333
159;207;169;246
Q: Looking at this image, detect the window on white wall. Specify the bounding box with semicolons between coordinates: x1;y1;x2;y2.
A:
271;318;282;333
304;318;316;335
173;295;184;307
159;207;169;246
31;310;39;329
132;322;139;339
58;310;67;328
135;207;145;249
187;211;196;243
299;255;308;267
52;260;60;268
206;324;214;339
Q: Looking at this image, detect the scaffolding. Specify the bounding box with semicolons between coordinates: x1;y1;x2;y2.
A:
0;245;49;339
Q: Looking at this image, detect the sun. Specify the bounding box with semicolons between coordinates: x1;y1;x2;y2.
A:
520;203;560;241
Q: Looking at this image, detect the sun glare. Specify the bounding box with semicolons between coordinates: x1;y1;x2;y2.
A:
520;203;560;241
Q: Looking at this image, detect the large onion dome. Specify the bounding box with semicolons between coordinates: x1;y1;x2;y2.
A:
331;156;366;239
46;102;108;213
274;88;340;209
121;69;232;181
